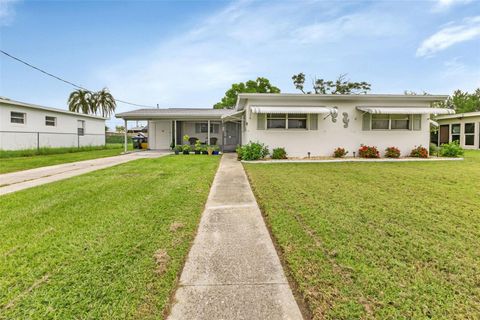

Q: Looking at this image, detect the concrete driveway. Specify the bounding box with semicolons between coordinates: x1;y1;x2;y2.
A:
0;151;168;196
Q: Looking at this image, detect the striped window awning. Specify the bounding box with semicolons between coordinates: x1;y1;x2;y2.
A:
251;106;333;114
357;107;455;115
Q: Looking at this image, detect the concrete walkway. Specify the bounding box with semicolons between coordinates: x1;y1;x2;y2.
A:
168;154;303;320
0;151;168;196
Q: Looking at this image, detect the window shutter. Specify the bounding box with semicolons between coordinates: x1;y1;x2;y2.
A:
362;113;371;131
413;114;421;131
309;114;318;130
257;114;266;130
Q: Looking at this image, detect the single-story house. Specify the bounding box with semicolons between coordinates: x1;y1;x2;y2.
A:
433;111;480;149
0;97;107;150
116;93;453;157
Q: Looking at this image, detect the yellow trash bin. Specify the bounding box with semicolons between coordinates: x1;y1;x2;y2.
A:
141;142;148;149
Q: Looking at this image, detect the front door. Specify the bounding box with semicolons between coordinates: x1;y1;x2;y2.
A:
223;122;240;152
439;125;449;145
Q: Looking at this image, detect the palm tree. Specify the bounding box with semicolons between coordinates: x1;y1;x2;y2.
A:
92;88;116;117
68;88;116;117
68;89;93;114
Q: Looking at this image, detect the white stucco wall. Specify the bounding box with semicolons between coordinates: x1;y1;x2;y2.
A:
436;115;480;149
243;98;432;157
0;103;105;150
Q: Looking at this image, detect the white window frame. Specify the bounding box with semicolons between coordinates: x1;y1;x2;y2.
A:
371;114;411;131
464;122;475;146
45;116;57;127
266;113;308;130
10;111;26;124
77;120;85;136
451;123;460;143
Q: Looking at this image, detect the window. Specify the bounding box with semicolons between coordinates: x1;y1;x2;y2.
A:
45;116;56;126
77;120;85;136
267;114;286;129
371;114;390;130
195;123;220;133
371;114;411;130
287;114;307;129
10;112;25;124
451;124;460;143
266;114;307;129
391;115;410;130
465;123;475;146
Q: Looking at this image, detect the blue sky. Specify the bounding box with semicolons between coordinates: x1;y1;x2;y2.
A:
1;0;479;128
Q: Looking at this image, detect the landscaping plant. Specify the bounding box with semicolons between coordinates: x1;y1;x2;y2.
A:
182;144;191;155
174;145;183;155
358;145;380;158
194;140;202;154
385;146;401;158
236;141;269;161
333;147;348;158
429;143;438;156
410;145;428;158
272;147;287;159
440;141;464;157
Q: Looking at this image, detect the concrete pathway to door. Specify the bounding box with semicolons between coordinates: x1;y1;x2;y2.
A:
168;154;303;320
0;151;168;196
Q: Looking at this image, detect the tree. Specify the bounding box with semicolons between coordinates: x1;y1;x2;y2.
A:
292;73;371;94
435;89;480;113
93;88;116;117
68;88;116;117
115;125;125;133
68;89;93;114
214;77;280;109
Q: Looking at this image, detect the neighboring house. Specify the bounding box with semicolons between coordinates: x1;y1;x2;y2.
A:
0;97;107;150
433;111;480;149
127;125;148;134
116;94;453;156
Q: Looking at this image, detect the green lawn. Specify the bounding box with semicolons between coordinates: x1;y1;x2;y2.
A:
0;144;132;174
0;155;219;319
244;151;480;319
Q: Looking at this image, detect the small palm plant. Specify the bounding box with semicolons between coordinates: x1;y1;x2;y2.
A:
93;88;116;117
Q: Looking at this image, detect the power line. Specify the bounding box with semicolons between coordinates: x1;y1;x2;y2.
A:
0;49;156;108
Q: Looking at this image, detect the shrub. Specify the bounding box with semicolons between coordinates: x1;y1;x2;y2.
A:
333;147;348;158
440;141;464;157
429;143;439;156
272;147;287;159
384;147;400;158
410;145;428;158
237;141;269;161
358;145;380;158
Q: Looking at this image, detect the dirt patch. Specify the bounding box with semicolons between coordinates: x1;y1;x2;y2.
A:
153;249;170;275
169;221;185;232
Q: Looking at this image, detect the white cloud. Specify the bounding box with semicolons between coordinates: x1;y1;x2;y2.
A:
98;0;408;120
416;16;480;57
433;0;472;12
0;0;19;26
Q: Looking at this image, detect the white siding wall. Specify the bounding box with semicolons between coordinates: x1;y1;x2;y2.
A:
436;116;480;149
181;121;222;144
0;104;105;150
244;99;431;157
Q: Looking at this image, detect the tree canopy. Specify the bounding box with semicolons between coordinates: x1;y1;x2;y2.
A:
435;89;480;113
292;73;371;94
68;88;116;117
213;77;280;109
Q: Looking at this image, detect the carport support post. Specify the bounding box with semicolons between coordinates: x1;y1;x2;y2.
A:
124;119;128;153
207;120;211;145
174;120;177;146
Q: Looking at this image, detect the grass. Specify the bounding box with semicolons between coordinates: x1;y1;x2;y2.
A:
244;150;480;319
0;155;219;319
0;144;133;174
